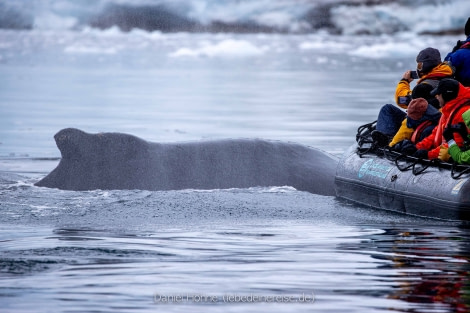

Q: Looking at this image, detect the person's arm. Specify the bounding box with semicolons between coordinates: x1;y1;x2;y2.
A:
448;143;470;164
416;125;438;151
450;108;470;148
427;145;441;159
389;119;414;147
394;71;413;109
445;50;461;69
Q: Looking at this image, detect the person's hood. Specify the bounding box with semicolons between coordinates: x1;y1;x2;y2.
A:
418;63;453;82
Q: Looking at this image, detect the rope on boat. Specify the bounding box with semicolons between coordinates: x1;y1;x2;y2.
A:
356;121;378;156
412;158;441;175
451;163;470;179
394;153;416;172
355;121;470;179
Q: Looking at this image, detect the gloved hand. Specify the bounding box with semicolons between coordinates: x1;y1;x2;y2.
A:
444;122;468;143
398;140;417;155
390;142;402;152
390;140;405;152
443;127;455;142
413;149;428;159
452;122;468;140
438;145;451;162
391;140;416;154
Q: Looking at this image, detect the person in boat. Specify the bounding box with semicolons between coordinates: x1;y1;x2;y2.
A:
441;109;470;164
373;47;453;145
444;17;470;87
387;84;441;148
399;78;470;160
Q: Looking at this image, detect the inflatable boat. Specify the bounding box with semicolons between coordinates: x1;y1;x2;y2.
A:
334;122;470;221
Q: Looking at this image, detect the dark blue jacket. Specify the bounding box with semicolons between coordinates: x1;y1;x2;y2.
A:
406;104;441;129
445;36;470;87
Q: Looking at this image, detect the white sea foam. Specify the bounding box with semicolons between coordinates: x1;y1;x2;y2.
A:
349;41;419;59
169;39;267;58
299;40;349;51
33;12;78;30
64;44;119;54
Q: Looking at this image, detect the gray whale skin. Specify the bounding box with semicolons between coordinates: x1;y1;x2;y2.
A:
35;128;339;196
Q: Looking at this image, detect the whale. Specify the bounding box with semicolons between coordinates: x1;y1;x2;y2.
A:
35;128;339;196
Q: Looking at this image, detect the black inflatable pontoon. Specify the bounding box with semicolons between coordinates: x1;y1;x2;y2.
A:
334;122;470;221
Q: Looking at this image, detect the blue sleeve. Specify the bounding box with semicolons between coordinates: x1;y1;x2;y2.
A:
444;52;452;62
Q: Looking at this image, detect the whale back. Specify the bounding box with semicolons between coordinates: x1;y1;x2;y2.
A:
35;128;338;195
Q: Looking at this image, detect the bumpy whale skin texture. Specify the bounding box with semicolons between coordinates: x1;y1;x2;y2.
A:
35;128;338;196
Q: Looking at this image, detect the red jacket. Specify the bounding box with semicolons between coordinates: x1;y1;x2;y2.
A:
416;84;470;159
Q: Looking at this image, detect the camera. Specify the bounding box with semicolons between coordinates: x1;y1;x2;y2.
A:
410;70;419;79
398;95;412;105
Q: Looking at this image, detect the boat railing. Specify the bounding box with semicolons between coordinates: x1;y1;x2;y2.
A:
355;121;470;179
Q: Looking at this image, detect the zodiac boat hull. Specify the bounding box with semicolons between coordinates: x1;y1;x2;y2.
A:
334;144;470;221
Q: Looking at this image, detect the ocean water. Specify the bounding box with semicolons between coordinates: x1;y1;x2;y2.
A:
2;0;470;312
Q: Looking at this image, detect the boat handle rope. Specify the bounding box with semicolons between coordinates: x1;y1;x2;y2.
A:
451;163;470;179
394;153;416;172
357;144;376;157
355;121;470;179
393;152;470;178
392;151;440;175
412;158;440;175
355;121;377;157
381;146;402;162
356;120;376;142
